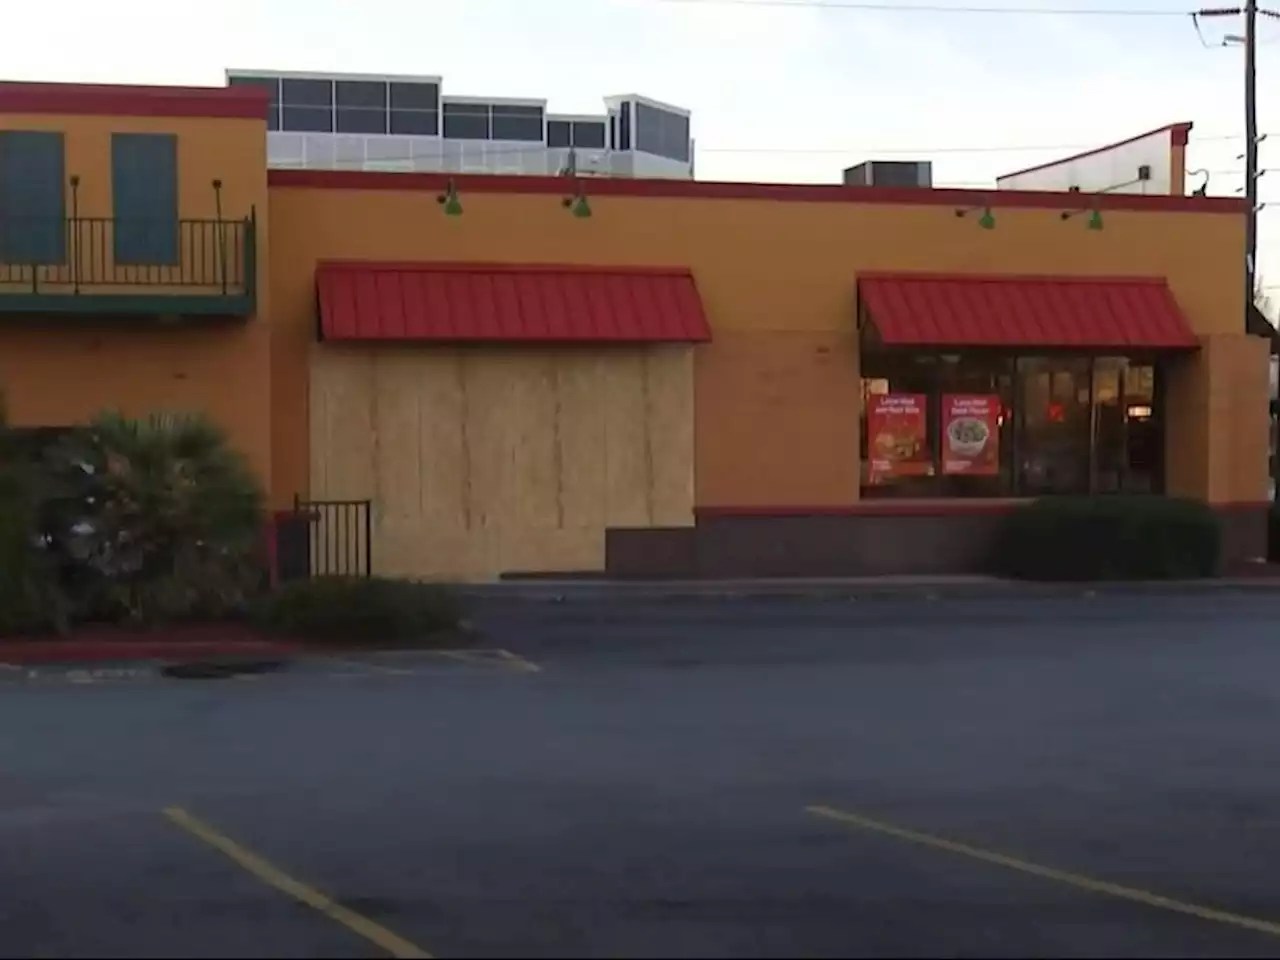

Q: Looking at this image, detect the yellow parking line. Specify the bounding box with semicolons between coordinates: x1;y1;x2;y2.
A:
806;805;1280;939
162;807;432;958
493;649;542;673
433;648;541;673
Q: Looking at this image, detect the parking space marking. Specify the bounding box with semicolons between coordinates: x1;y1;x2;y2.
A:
806;805;1280;939
431;648;542;673
162;806;432;959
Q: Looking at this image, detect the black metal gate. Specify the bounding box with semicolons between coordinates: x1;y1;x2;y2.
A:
276;496;372;581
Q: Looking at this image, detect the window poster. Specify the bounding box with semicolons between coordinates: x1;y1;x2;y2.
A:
867;393;930;483
942;394;1000;476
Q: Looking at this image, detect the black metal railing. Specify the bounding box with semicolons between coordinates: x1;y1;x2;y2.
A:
278;496;373;581
0;215;254;295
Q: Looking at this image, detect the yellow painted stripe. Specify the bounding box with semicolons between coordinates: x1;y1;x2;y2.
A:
806;805;1280;939
493;649;542;674
162;807;432;958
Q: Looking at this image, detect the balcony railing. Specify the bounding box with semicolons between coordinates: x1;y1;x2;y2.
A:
0;215;256;314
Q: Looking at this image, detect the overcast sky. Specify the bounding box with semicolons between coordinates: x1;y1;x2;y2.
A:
5;0;1278;295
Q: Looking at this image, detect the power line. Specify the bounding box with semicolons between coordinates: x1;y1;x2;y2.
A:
654;0;1190;15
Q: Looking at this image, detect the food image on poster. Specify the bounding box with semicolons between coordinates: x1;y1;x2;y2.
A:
942;394;999;475
867;393;930;482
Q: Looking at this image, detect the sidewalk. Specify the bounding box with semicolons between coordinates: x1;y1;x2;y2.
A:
459;572;1280;603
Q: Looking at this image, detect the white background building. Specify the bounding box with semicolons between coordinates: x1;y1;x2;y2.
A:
226;70;694;180
995;122;1191;196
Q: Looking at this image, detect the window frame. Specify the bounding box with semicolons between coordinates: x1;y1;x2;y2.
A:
859;347;1166;500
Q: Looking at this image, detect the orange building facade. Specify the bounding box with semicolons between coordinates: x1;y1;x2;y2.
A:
0;81;1268;580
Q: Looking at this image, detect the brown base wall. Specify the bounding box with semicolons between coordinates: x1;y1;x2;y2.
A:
604;502;1269;579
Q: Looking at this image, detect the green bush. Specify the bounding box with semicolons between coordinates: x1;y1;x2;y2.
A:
252;576;463;646
0;401;65;636
42;411;267;624
995;495;1221;581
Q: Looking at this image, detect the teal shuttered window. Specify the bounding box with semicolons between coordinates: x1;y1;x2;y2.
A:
111;133;179;265
0;131;67;265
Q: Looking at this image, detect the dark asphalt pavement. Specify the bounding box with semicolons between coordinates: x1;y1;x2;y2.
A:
7;591;1280;957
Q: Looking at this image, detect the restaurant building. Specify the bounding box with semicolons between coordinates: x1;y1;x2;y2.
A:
0;81;1268;580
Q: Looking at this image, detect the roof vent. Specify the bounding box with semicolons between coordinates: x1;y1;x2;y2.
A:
843;160;933;188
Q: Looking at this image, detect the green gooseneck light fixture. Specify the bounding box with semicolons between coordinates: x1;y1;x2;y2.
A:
954;204;996;229
563;183;592;219
437;178;463;217
1087;208;1104;231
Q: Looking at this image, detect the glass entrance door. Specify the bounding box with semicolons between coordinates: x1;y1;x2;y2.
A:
1015;357;1093;496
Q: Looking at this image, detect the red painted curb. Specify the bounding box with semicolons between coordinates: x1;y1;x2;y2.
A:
0;640;301;666
0;624;303;665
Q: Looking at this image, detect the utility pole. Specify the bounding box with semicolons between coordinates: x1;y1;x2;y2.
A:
1245;0;1260;319
1197;5;1272;326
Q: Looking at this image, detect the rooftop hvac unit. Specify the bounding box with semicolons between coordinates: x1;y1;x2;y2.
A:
843;160;933;188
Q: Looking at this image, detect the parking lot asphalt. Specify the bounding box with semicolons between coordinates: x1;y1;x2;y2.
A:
6;591;1280;957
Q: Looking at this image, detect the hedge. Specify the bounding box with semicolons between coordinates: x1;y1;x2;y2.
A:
995;495;1221;581
252;576;463;646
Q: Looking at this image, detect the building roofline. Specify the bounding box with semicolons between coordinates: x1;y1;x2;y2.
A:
226;68;444;85
268;168;1245;214
996;122;1194;182
0;81;268;120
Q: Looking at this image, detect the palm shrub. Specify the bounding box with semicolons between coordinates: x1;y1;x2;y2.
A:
0;393;66;635
43;411;267;624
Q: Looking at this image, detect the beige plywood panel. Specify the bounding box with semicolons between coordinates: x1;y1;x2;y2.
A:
556;351;610;532
645;347;697;526
309;345;696;582
309;346;375;501
602;351;653;528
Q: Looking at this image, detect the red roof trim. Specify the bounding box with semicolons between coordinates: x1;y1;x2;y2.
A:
997;122;1194;181
858;272;1200;351
317;260;695;277
316;260;711;344
0;82;269;120
269;167;1243;215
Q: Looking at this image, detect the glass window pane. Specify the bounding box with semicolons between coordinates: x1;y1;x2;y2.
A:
335;81;386;134
335;81;386;110
442;103;490;140
572;121;606;149
336;107;386;134
663;112;690;162
281;78;333;109
1092;358;1126;493
491;105;543;142
281;105;333;133
936;356;1013;497
547;120;571;148
618;103;632;151
1124;363;1162;493
389;109;438;136
1015;357;1092;496
860;354;938;498
635;103;663;156
389;82;439;112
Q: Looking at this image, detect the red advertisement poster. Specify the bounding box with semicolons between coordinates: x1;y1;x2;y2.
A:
867;393;930;483
942;394;999;475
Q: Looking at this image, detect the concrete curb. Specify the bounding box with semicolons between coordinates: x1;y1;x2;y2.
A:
456;577;1280;604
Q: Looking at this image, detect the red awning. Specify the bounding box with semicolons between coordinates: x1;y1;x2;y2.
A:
859;273;1199;350
316;261;711;343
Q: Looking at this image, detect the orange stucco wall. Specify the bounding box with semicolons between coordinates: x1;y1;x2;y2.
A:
0;112;274;495
268;185;1253;510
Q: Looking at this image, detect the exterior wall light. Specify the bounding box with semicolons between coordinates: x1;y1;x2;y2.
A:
563;186;592;219
954;204;995;229
436;179;463;217
1060;206;1104;231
